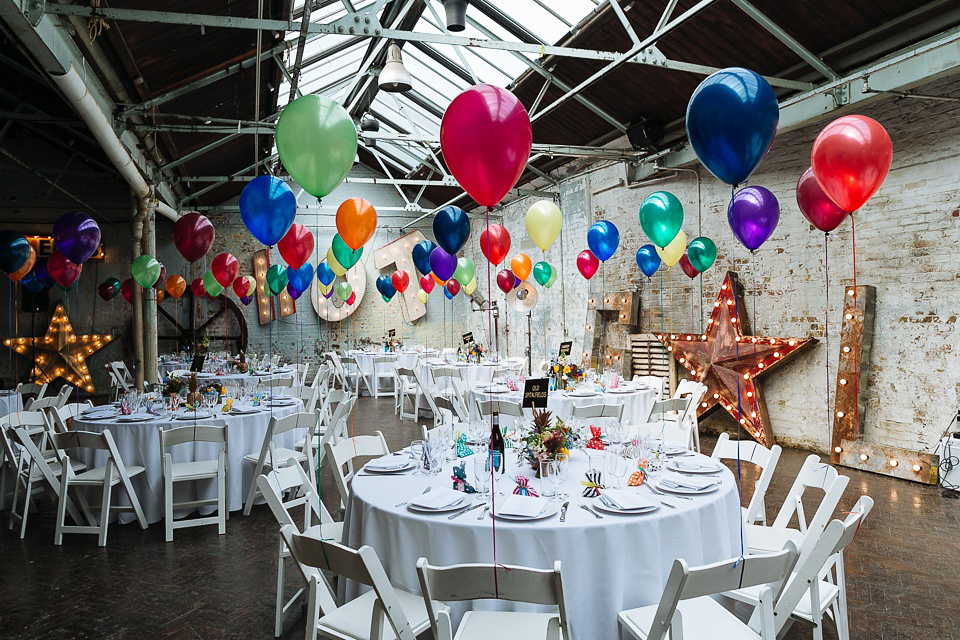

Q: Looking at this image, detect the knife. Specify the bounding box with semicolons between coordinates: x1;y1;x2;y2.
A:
447;502;484;519
559;501;570;522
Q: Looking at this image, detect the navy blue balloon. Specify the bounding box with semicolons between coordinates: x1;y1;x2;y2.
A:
239;175;297;246
20;271;44;294
33;257;55;289
0;231;31;274
444;287;454;300
685;67;779;186
432;206;470;254
635;244;661;278
316;261;335;286
411;239;436;276
287;262;314;294
586;220;620;262
376;274;397;300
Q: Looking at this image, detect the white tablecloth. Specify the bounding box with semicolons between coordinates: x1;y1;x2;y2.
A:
0;390;23;417
344;449;742;639
426;361;504;389
468;385;656;425
71;399;304;524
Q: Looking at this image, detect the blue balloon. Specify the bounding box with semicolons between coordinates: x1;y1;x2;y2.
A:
33;257;55;289
0;231;31;274
239;175;297;246
635;244;661;278
20;271;44;294
685;67;779;186
444;287;454;300
587;220;619;262
432;206;470;255
316;261;335;286
287;262;314;294
411;239;436;276
376;274;396;300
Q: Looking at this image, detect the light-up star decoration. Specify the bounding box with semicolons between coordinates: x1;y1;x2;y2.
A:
4;303;113;393
656;272;816;446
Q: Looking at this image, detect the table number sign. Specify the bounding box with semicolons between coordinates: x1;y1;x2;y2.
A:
388;329;396;337
522;378;549;408
558;341;572;357
462;332;474;345
190;354;206;373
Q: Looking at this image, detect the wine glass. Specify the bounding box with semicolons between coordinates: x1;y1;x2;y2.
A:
548;460;564;502
410;440;426;476
473;456;491;501
613;450;629;489
488;451;504;494
554;452;570;499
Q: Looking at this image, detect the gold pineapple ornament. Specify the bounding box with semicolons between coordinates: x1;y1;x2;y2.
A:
186;373;202;406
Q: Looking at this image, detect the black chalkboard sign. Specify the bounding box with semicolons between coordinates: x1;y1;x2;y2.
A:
462;332;474;344
388;329;396;337
190;354;206;373
558;341;572;357
522;378;549;408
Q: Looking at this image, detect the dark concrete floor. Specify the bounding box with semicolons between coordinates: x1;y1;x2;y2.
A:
2;397;958;639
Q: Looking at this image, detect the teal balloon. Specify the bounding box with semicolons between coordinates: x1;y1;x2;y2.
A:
453;257;475;285
331;234;363;269
532;261;552;286
382;294;390;302
131;255;162;289
266;264;288;295
639;191;684;249
337;281;353;301
635;245;660;278
687;237;717;272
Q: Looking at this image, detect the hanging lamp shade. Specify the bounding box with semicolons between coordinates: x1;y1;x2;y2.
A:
443;0;469;32
360;113;380;132
378;44;412;93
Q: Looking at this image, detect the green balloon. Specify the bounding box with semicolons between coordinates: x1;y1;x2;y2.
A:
532;261;552;286
639;191;684;249
105;277;121;291
453;257;475;285
382;294;390;303
266;264;288;295
687;236;717;272
337;281;353;301
331;234;363;269
203;270;224;297
545;266;558;288
275;95;358;199
131;255;162;289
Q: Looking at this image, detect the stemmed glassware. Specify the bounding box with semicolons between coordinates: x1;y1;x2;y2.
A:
605;445;629;489
410;440;426;476
539;460;557;499
553;452;570;499
473;456;491;501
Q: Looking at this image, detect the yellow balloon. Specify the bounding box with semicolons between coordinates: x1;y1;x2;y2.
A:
656;230;686;267
525;200;562;251
416;289;428;304
463;277;477;296
326;248;347;276
318;281;332;295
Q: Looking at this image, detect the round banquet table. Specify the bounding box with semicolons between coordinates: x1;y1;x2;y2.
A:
0;390;23;416
344;449;742;639
192;367;297;386
347;349;432;394
468;384;656;425
425;360;505;389
71;399;304;524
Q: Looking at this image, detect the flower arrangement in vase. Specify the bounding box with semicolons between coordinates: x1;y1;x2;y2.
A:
523;409;577;476
467;341;484;363
550;355;584;391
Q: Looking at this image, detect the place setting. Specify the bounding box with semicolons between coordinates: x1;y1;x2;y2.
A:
654;473;722;495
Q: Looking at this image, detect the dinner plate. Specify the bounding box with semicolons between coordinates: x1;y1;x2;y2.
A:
493;500;561;521
175;412;215;421
364;461;415;474
607;388;635;394
568;390;597;397
594;497;659;515
229;407;262;415
655;478;721;495
666;459;722;474
408;496;469;513
663;444;689;456
115;415;158;423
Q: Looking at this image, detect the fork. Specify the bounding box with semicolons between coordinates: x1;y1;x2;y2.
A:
395;486;431;508
645;483;693;501
578;500;603;519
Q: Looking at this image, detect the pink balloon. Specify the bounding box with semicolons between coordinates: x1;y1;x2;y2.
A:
440;85;532;207
796;167;849;233
577;250;599;280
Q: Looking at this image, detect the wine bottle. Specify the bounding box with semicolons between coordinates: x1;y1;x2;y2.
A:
489;416;507;475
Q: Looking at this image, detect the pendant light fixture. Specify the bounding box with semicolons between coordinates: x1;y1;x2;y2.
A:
378;43;412;93
443;0;469;32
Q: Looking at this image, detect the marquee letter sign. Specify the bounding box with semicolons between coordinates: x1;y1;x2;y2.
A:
373;231;426;322
311;262;366;322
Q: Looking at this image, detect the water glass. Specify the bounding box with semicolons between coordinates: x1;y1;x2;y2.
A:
410;440;426;476
554;452;570;499
645;437;665;478
548;461;564;501
605;446;628;489
427;442;444;476
488;451;504;494
473;456;491;500
539;460;557;498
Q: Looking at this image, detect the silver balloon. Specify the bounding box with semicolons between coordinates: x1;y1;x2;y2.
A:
509;281;537;312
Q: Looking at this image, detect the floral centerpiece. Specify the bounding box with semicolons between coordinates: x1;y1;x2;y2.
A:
196;334;210;354
163;376;186;398
384;337;403;352
228;350;249;373
467;341;484;363
523;409;577;475
550;355;585;390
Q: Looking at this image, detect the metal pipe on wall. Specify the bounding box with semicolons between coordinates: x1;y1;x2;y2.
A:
131;193;146;390
143;195;158;386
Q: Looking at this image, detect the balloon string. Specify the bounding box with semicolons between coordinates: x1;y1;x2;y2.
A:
733;276;745;566
484;205;499;599
825;233;831;446
851;216;859;439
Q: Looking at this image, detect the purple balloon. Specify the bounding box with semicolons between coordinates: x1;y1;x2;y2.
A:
728;186;780;251
512;274;521;289
53;211;101;264
33;257;55;289
286;283;303;300
240;294;253;306
429;246;458;282
323;288;334;299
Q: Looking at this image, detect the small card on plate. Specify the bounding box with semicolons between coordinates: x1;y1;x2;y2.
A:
498;495;547;518
599;489;656;511
410;488;466;510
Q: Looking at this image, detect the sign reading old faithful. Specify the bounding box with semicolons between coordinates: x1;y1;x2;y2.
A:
373;231;426;322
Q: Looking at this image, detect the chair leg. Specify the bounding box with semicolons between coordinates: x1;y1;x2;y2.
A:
54;480;69;545
164;476;174;543
243;459;265;516
218;472;226;536
98;479;113;547
274;541;286;637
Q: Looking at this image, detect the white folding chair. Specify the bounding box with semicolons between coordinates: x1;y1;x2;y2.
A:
341;355;372;396
640;397;695;450
28;385;72;411
570;402;625;422
324;432;389;509
160;422;228;542
290;384;321;414
618;542;800;640
632;375;666;402
712;432;783;525
282;524;435;640
258;460;343;637
429;393;458;428
294;362;310;386
243;411;319;515
53;429;148;546
673;379;708;451
17;381;47;409
746;455;850;556
430;366;462;394
416;558;570;640
45;402;94;434
371;355;396;398
475;397;525;422
307;393;355;470
395;365;421;422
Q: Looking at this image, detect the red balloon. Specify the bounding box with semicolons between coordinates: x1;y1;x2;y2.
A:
48;250;82;289
496;269;514;294
479;224;511;266
811;115;892;212
232;276;250;298
446;279;461;296
576;250;599;280
391;270;410;294
277;223;314;269
154;263;166;289
678;252;700;279
173;212;215;263
796;167;849;233
97;281;116;301
346;292;356;306
191;277;206;298
121;278;134;304
419;275;435;293
211;253;239;289
440;85;532;207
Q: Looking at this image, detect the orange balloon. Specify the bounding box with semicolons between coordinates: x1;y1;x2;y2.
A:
510;252;532;281
432;273;447;286
156;290;166;303
165;274;187;298
335;197;377;250
10;245;36;282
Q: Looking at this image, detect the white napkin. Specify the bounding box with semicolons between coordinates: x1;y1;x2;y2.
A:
672;459;720;472
664;443;688;455
659;474;719;490
366;454;411;471
498;495;547;517
410;488;466;510
600;489;656;511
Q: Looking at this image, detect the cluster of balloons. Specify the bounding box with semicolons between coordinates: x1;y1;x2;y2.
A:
315;198;378;305
1;212;102;295
633;190;716;279
403;206;475;306
576;219;620;280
